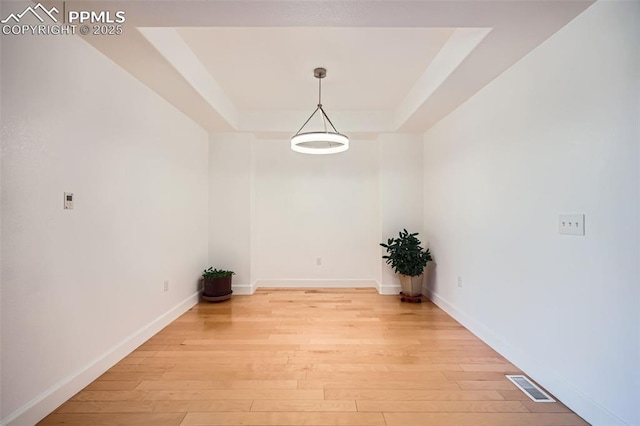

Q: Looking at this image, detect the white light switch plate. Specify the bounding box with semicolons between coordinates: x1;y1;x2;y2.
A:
559;214;584;235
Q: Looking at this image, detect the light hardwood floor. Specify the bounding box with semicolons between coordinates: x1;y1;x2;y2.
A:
40;288;589;425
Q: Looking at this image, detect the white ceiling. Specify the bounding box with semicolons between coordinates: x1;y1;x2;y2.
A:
83;0;595;137
177;27;455;111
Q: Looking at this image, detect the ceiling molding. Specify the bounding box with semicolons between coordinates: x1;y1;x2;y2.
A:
394;27;492;130
139;27;239;128
76;0;595;136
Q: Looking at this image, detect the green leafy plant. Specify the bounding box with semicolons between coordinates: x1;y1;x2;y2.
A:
202;267;235;279
380;229;433;277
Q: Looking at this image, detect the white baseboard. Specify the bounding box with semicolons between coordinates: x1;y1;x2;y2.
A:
3;292;200;426
425;289;627;426
254;279;377;289
239;280;399;296
377;283;402;295
231;283;256;295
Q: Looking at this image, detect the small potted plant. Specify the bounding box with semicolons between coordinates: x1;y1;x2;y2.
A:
380;229;433;302
201;267;235;302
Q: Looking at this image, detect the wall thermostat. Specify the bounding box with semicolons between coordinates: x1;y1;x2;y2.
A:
64;192;74;210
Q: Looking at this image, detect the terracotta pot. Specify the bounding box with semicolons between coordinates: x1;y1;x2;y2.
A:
399;274;423;297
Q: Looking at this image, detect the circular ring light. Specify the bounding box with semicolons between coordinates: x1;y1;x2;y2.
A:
291;132;349;155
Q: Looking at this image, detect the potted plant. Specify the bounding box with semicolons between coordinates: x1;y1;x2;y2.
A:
380;229;433;301
201;267;235;302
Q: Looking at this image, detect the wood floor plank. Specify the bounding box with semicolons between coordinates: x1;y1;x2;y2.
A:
520;400;572;413
499;390;536;401
306;338;421;345
160;371;308;381
98;372;164;381
153;354;291;364
38;413;185;425
83;381;141;391
109;364;171;373
143;389;324;401
298;379;460;390
140;357;290;365
383;412;589;426
427;355;510;363
180;412;386;425
356;400;530;413
314;363;462;372
127;351;158;358
304;371;447;381
54;400;253;413
136;379;298;390
457;380;520;390
152;350;296;358
325;389;505;401
117;357;146;365
56;401;154;413
460;363;523;372
288;355;435;364
443;371;513;381
251;400;357;412
165;363;313;373
150;400;252;412
70;391;148;401
38;289;587;426
179;342;300;351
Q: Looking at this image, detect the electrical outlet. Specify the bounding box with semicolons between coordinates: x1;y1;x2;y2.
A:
316;257;322;266
457;276;463;288
164;280;169;292
559;214;585;235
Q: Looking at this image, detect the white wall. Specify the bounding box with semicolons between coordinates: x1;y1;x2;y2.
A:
0;32;209;425
0;2;5;418
252;138;379;287
208;133;252;292
207;134;425;293
379;134;424;293
422;2;639;425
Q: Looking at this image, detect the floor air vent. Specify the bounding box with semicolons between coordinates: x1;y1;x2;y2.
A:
506;375;555;402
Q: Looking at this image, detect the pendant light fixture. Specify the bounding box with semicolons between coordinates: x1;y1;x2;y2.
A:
291;67;349;154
